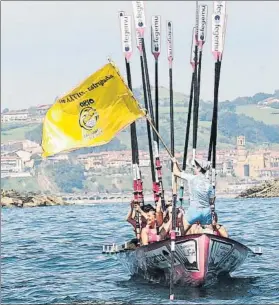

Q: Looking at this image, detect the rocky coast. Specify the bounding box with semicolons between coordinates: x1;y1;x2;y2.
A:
237;179;279;198
1;189;69;208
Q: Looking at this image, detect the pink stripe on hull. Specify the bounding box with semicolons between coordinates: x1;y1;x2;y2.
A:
191;235;210;285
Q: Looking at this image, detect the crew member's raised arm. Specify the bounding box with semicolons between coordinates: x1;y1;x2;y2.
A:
156;197;163;226
126;200;134;221
172;161;194;181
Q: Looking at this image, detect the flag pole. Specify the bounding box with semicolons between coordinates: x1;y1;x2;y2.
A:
145;114;176;163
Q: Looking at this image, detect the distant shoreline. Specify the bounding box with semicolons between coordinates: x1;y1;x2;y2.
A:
1;189;237;208
2;186;279;208
64;192;238;205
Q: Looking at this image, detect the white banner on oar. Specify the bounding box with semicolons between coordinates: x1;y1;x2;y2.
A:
119;13;133;61
190;27;199;69
135;29;143;51
211;13;226;61
132;1;146;37
151;15;161;59
214;0;228;56
213;1;227;15
197;4;208;48
167;21;173;64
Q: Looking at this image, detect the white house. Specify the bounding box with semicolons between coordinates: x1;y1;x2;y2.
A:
1;153;23;173
1;111;29;122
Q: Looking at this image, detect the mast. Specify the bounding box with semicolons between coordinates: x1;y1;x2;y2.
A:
208;1;227;220
118;12;143;243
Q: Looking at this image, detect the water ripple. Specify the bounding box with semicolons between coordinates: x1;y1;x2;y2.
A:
2;198;279;304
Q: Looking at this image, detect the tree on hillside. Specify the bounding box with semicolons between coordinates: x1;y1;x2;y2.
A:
219;102;236;112
199;109;213;121
45;160;85;193
2;108;9;113
25;124;43;144
252;92;273;103
218;112;279;144
28;106;39;115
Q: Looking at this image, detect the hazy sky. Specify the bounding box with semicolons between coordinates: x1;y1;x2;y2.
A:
2;1;279;110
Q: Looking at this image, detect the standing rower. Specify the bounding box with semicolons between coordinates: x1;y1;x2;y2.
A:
172;159;214;232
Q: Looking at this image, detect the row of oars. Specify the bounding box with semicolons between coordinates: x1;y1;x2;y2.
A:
116;1;228;300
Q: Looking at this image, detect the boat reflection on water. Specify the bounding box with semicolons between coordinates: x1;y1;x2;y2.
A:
116;271;260;301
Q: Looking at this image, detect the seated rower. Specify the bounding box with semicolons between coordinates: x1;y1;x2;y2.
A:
210;212;229;238
126;200;151;230
126;200;136;223
154;196;164;227
141;207;161;245
159;201;172;240
133;198;163;226
176;206;187;236
159;200;188;239
126;200;163;240
186;223;203;235
186;213;228;238
126;200;144;242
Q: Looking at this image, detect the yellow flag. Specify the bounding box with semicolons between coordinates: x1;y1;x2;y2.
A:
42;62;145;157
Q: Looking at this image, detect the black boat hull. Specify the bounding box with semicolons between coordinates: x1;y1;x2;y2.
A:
119;234;252;287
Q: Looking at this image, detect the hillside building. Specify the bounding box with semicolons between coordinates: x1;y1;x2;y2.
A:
1;111;29;123
234;136;279;178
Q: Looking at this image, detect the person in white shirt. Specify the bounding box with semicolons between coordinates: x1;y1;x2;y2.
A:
172;158;214;232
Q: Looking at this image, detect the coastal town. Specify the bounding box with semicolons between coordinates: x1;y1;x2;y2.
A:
1;103;279;201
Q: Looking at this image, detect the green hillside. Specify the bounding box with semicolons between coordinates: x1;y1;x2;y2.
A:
2;88;279;194
235;105;279;125
1;123;38;141
1;88;279;152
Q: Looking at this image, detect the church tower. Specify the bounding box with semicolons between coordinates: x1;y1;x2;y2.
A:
237;136;247;162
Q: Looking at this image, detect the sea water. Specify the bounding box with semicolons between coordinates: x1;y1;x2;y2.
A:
2;198;279;304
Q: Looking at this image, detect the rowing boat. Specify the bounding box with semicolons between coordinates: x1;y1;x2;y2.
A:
116;234;260;287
